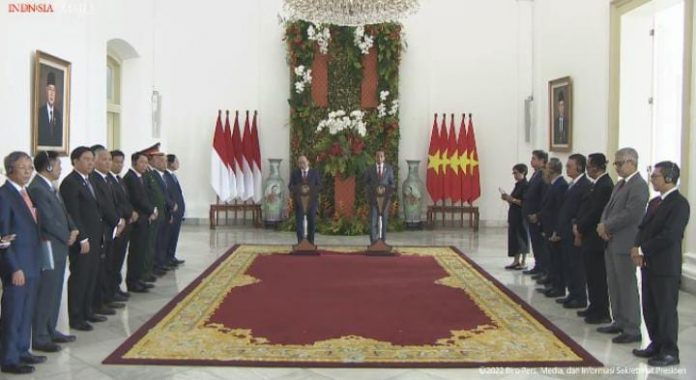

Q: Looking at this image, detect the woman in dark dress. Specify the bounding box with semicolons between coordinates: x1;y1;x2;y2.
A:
502;163;530;270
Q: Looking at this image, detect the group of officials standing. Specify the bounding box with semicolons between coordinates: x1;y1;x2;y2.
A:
503;147;690;367
0;145;185;374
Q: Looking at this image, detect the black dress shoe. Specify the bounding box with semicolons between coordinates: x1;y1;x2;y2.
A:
597;325;622;334
172;258;185;265
536;287;550;293
576;308;591;317
648;354;680;367
563;300;587;309
555;296;572;304
117;290;131;298
52;334;76;343
107;302;126;309
545;289;565;298
112;293;129;302
20;354;47;364
584;315;612;325
87;314;107;323
95;307;116;316
633;345;659;358
142;275;157;283
33;342;62;353
612;333;641;344
1;364;35;374
153;268;167;276
69;321;93;331
523;267;540;275
141;281;155;289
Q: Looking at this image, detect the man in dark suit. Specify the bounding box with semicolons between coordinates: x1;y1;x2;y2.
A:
631;161;690;367
0;152;46;374
596;147;649;344
164;154;186;266
553;91;568;146
573;153;614;324
60;146;106;331
145;150;176;275
109;150;137;297
538;158;568;298
27;151;78;353
124;152;157;293
555;154;591;309
89;145;126;316
522;150;549;275
37;72;63;147
288;155;322;244
364;150;396;243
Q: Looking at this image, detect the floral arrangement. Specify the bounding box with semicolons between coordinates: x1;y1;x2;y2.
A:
315;110;370;177
377;90;399;118
307;23;330;54
284;20;404;234
293;65;312;94
353;25;374;55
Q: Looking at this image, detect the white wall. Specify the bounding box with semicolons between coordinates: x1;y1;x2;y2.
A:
1;0;616;224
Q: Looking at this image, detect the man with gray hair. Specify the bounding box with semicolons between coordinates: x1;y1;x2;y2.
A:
596;147;649;344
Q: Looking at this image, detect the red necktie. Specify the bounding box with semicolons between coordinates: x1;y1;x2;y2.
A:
20;188;37;222
378;166;382;178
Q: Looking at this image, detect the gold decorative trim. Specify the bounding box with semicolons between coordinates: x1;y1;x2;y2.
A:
122;245;584;363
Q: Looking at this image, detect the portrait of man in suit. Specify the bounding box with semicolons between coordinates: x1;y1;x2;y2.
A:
32;51;71;155
548;76;572;152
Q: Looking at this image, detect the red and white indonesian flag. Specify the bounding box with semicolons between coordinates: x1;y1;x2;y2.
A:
223;111;238;201
211;111;231;200
231;111;246;200
241;111;255;201
250;111;263;203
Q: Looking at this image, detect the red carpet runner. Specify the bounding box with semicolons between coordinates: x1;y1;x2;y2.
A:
104;245;602;368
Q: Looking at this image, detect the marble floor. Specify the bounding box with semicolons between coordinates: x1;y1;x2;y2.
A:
4;225;695;380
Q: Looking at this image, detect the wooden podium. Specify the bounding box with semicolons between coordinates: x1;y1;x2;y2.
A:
366;185;393;256
291;182;318;256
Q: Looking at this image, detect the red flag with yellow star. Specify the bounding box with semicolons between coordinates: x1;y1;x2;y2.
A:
439;113;450;200
457;114;468;203
447;114;461;203
467;114;481;203
426;113;443;202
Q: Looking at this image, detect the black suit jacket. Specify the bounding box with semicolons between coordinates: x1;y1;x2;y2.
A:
164;171;185;218
90;172;121;243
557;175;591;240
635;191;690;276
123;169;155;218
540;176;568;237
522;170;547;217
37;104;63;147
575;173;614;250
288;168;322;211
27;175;75;254
108;173;134;220
59;170;103;251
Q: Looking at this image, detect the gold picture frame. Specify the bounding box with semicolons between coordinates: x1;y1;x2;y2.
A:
32;50;71;155
548;76;572;152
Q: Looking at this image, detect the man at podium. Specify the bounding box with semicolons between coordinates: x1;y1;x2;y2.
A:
288;155;321;244
364;150;395;243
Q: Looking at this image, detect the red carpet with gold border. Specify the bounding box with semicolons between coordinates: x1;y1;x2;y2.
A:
104;245;602;367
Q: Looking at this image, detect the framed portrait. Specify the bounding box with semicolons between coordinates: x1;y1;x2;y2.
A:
548;76;572;152
32;50;71;155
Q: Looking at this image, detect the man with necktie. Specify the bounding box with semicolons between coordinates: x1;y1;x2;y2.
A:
37;72;63;147
364;150;395;243
60;146;106;331
27;151;78;353
164;154;186;266
0;152;46;374
109;150;137;297
631;161;690;367
522;150;549;276
596;147;649;344
288;155;322;244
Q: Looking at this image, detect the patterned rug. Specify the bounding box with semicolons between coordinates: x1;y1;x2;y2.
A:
104;245;602;367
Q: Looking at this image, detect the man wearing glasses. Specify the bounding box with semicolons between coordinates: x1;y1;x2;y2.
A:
595;148;649;345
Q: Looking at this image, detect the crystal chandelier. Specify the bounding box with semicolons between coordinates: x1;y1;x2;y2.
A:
283;0;419;26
